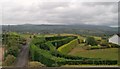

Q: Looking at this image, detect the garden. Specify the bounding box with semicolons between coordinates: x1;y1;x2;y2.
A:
29;35;119;67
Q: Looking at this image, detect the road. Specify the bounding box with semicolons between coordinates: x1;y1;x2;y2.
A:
15;38;31;67
15;44;29;67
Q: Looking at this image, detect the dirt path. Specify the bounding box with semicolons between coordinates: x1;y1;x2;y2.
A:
15;44;29;67
15;38;31;67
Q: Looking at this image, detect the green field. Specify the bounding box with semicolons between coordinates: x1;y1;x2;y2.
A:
68;44;118;60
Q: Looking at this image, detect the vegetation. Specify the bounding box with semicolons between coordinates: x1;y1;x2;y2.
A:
2;32;27;66
7;46;19;57
69;47;118;60
86;37;97;46
51;36;77;48
1;22;119;68
29;35;118;67
3;55;16;66
28;61;45;67
57;39;79;54
2;24;118;36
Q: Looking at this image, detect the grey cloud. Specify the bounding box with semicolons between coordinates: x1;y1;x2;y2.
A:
82;2;117;6
1;1;118;27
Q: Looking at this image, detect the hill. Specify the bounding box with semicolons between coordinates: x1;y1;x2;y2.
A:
2;24;118;36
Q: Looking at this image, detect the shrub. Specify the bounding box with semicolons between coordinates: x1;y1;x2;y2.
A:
109;43;120;48
29;61;45;67
7;46;19;57
90;45;101;49
100;41;109;47
3;55;16;66
86;37;97;46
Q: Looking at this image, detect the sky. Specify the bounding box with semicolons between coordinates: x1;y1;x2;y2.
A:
0;0;119;27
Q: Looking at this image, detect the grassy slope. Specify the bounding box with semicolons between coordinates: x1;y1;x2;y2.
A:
68;44;118;60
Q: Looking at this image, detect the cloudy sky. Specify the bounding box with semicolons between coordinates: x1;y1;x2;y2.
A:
0;0;119;27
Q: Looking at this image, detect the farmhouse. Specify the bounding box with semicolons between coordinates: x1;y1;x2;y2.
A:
109;34;120;45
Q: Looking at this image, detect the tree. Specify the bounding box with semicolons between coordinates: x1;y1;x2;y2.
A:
86;37;97;46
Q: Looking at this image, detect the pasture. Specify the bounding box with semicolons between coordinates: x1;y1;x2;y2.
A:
68;44;118;60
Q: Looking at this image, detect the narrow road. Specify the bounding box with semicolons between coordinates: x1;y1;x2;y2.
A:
15;44;29;67
15;38;31;67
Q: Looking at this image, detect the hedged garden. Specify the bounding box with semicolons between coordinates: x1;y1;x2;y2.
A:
29;36;118;67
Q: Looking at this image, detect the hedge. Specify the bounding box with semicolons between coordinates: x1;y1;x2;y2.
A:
58;60;117;65
34;41;56;52
29;44;66;67
45;36;68;41
31;37;46;44
51;51;87;60
51;37;76;48
57;39;79;54
45;42;56;52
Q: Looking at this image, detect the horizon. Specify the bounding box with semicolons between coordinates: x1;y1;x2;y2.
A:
1;23;119;28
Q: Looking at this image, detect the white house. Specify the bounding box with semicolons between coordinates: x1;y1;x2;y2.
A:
109;34;120;45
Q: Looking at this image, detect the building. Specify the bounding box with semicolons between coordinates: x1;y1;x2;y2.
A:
109;34;120;45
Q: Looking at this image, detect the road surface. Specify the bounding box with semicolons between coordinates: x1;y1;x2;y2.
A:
15;44;29;67
15;38;31;67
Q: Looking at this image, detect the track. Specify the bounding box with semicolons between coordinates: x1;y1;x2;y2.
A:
15;38;31;67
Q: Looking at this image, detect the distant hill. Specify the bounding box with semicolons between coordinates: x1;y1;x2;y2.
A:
2;24;118;36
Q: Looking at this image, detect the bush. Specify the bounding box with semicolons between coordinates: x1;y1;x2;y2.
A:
29;61;45;67
86;37;97;46
100;42;109;47
7;46;19;57
3;55;16;66
109;43;120;48
90;45;101;49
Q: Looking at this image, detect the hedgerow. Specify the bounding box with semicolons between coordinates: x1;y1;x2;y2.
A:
57;39;79;54
45;36;68;41
51;37;76;48
29;44;67;66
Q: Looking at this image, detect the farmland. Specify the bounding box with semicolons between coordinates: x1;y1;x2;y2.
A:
68;46;118;60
